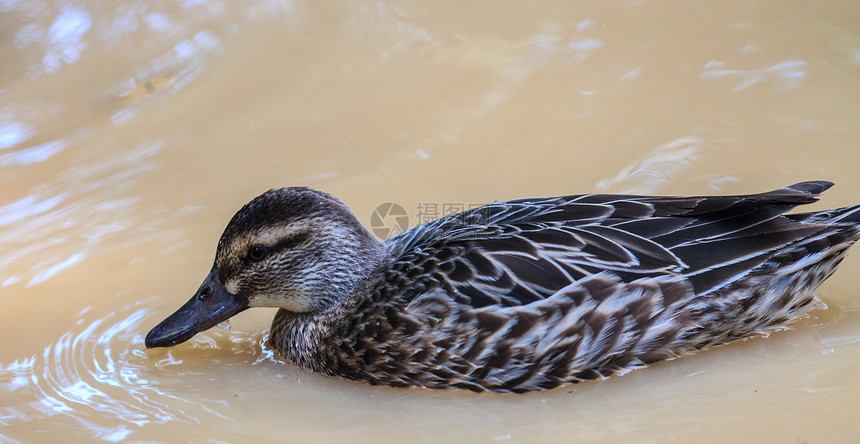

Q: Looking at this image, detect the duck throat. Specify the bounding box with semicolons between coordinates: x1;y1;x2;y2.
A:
267;254;392;373
268;309;339;373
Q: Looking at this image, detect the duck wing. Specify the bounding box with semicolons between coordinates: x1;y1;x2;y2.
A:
385;181;834;309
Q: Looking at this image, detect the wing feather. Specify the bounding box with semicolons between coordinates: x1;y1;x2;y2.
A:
387;182;833;311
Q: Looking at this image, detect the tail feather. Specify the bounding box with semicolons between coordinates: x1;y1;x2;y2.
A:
788;205;860;225
780;181;834;195
746;180;833;206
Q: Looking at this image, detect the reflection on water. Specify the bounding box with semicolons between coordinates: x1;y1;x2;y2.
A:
110;29;222;125
700;59;808;93
41;6;92;74
0;141;169;287
0;139;65;168
594;137;702;194
817;305;860;348
2;0;860;442
0;122;34;150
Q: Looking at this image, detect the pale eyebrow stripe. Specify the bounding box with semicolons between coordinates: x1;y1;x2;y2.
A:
225;225;295;255
252;223;313;248
256;225;299;245
226;221;319;260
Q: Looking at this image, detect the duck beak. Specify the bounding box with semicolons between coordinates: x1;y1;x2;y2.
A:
145;267;248;348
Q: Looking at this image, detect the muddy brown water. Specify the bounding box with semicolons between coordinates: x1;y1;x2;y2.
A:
2;1;860;442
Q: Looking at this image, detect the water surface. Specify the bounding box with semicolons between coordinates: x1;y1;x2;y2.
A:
2;1;860;442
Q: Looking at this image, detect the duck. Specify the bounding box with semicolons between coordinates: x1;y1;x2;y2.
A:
145;181;860;393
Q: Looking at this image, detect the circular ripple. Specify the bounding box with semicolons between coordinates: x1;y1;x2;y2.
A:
0;296;275;441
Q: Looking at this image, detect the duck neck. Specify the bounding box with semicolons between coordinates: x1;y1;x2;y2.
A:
268;245;393;373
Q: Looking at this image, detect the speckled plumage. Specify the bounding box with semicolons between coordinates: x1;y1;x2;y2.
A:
148;181;860;393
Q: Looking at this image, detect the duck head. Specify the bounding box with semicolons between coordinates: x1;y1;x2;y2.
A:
145;187;386;348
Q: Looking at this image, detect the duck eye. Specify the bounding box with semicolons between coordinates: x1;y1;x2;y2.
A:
247;245;268;262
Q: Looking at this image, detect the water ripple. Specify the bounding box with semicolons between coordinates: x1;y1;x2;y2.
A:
0;140;167;288
594;137;703;194
0;298;227;440
700;59;808;93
